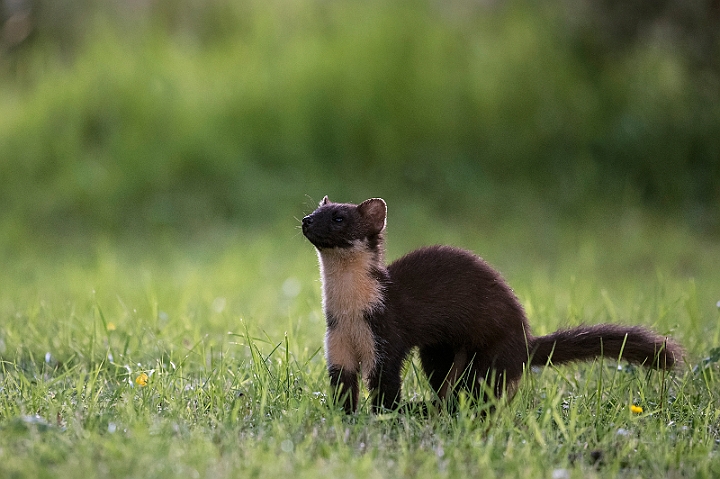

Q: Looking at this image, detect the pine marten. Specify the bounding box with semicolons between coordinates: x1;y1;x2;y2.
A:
301;196;682;413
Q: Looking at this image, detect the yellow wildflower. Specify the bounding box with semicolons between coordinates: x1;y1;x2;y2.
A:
135;372;149;387
630;404;643;414
107;322;117;331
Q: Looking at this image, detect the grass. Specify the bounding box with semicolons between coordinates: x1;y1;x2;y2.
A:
2;0;719;234
1;206;719;478
2;2;718;476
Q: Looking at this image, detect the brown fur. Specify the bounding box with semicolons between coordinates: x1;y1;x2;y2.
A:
302;197;683;413
438;348;468;400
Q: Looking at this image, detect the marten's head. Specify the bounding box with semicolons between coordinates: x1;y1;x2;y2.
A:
302;197;386;252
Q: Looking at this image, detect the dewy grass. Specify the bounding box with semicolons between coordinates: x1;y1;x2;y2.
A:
0;215;719;478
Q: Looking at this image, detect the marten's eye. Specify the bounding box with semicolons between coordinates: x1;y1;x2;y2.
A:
333;216;344;223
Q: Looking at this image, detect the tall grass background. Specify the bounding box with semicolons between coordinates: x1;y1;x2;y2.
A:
2;0;719;235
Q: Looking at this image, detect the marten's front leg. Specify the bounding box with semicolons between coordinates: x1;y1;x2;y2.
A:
328;366;359;414
325;320;376;413
367;361;402;411
328;365;359;413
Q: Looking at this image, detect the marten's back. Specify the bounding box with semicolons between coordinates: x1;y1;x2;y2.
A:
385;245;528;348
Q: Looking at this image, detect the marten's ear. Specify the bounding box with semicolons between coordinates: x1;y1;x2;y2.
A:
358;198;386;234
320;195;331;206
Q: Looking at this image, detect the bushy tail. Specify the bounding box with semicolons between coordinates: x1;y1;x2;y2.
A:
529;324;682;369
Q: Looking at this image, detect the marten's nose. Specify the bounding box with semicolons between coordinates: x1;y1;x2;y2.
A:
302;215;313;227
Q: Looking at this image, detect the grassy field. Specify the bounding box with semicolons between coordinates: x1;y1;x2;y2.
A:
1;2;719;476
1;205;719;478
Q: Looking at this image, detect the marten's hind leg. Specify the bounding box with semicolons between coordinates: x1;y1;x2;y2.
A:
419;344;468;401
467;349;524;402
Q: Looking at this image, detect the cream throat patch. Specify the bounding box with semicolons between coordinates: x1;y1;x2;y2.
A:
317;241;385;381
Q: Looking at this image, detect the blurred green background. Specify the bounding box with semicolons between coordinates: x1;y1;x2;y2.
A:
1;0;719;239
